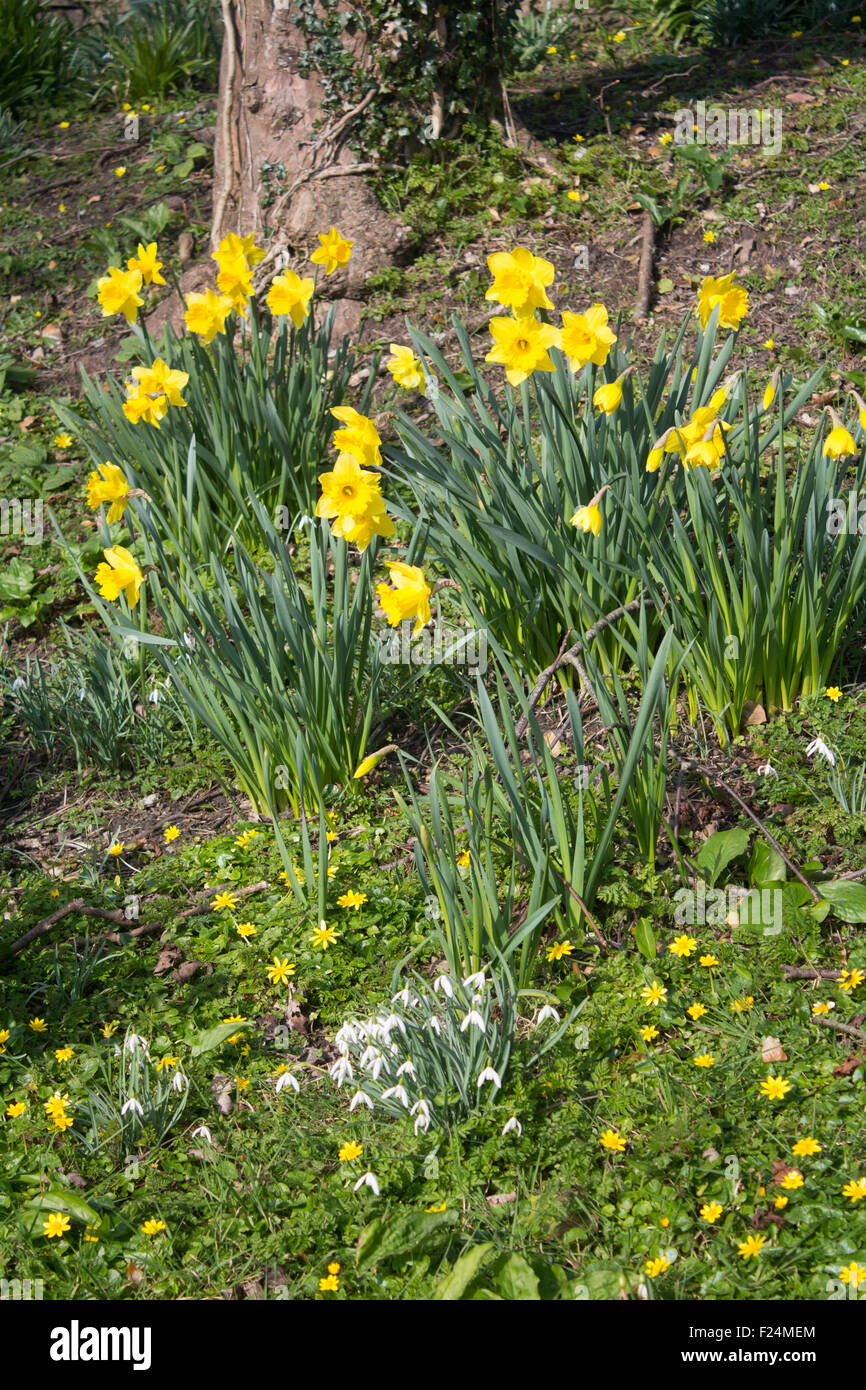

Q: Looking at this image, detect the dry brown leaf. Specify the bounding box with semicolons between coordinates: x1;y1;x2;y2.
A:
761;1036;787;1064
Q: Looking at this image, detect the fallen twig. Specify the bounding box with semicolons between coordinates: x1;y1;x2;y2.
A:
634;212;656;323
812;1015;866;1041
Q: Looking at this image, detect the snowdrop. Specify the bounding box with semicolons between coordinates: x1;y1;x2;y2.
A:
171;1070;187;1093
433;974;453;998
353;1171;380;1196
460;1008;486;1034
329;1056;354;1087
191;1125;212;1143
381;1084;410;1108
396;1059;416;1079
349;1090;374;1111
125;1033;147;1053
463;970;486;992
806;737;836;766
276;1072;300;1093
757;763;777;778
535;1005;561;1027
121;1096;143;1116
501;1116;522;1136
392;988;412;1007
477;1065;502;1089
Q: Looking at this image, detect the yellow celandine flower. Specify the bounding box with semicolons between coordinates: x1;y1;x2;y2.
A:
86;462;131;523
52;1110;74;1131
659;1216;670;1228
485;247;555;314
659;132;673;145
6;1101;27;1118
840;1263;866;1288
310;922;340;950
267;956;296;984
456;848;471;868
236;921;257;939
780;1169;804;1190
319;1273;339;1292
30;1017;47;1031
759;1074;791;1101
127;241;165;286
386;344;426;394
839;968;865;992
812;1001;833;1015
55;1047;74;1062
44;1091;70;1116
96;265;144;324
141;1219;166;1235
211;892;237;910
559;303;617;371
774;1195;788;1210
612;30;626;42
311;226;354;275
669;934;697;958
693;1054;715;1068
338;1140;363;1162
100;1022;118;1038
337;890;367;910
592;381;623;415
426;1202;447;1213
599;1129;626;1151
825;686;842;701
738;1233;767;1259
184;288;233;343
641;982;667;1006
699;1202;723;1222
792;1137;821;1157
570;503;603;537
376;562;432;634
156;1056;178;1072
235;829;258;848
0;1028;9;1053
108;841;124;857
58;120;70;128
696;271;749;331
43;1213;71;1239
645;1256;670;1278
164;825;180;843
730;996;754;1013
94;546;143;607
640;1025;659;1042
822;425;857;459
266;270;314;327
699;954;719;968
485;314;560;387
114;167;126;177
817;181;830;191
843;1178;866;1202
235;1076;250;1091
54;432;72;448
547;939;574;962
703;230;715;243
764;337;775;349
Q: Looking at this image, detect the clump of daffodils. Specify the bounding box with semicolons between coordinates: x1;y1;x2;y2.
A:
329;965;571;1132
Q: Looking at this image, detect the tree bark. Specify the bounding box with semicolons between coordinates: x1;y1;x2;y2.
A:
212;0;410;340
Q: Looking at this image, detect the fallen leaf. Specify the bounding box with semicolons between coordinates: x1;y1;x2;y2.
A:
761;1036;787;1064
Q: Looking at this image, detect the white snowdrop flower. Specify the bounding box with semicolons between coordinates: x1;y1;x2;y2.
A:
334;1023;358;1053
381;1084;410;1108
359;1045;379;1069
191;1125;212;1143
501;1116;522;1136
428;1016;441;1036
125;1033;147;1052
276;1072;299;1093
806;737;836;766
349;1090;374;1111
477;1066;501;1090
369;1053;388;1082
353;1171;380;1196
536;1005;561;1027
78;687;86;701
182;631;195;651
329;1056;354;1087
463;970;486;992
11;677;26;692
391;988;411;1007
382;1013;407;1036
171;1070;187;1092
460;1009;486;1034
410;1098;430;1120
297;514;314;530
414;1111;430;1135
148;688;162;705
433;974;453;998
757;763;777;778
113;1045;122;1057
396;1059;416;1079
121;1097;143;1116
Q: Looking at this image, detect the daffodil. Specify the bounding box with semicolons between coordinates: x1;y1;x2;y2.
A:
485;247;555;313
127;241;165;286
96;266;144;324
94;546;143;607
376;562;432;634
560;303;617;370
266;269;314;326
183;288;233;343
386;344;425;393
86;462;131;522
485;314;560;386
696;271;749;331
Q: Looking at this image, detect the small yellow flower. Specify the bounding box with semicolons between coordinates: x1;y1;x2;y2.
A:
759;1074;791;1101
58;120;70;129
842;1177;866;1203
236;921;257;939
337;890;367;910
43;1213;71;1239
141;1219;166;1235
267;956;296;985
764;338;775;350
311;921;340;950
737;1233;767;1259
211;892;237;910
547;939;574;962
338;1140;363;1162
100;1021;118;1038
457;848;471;868
640;1025;659;1042
114;166;126;178
659;132;673;145
425;1202;447;1213
840;1262;866;1288
108;842;124;857
155;1055;178;1072
773;1195;788;1210
29;1017;48;1031
6;1101;26;1118
645;1255;670;1278
319;1273;339;1292
812;1001;834;1016
792;1137;822;1157
839;968;865;992
779;1169;804;1190
599;1129;626;1152
825;686;843;702
54;432;72;448
164;825;180;843
703;230;715;243
699;955;719;968
612;30;626;42
699;1202;723;1223
235;1076;250;1091
693;1053;715;1068
730;996;754;1013
55;1047;74;1063
669;934;697;958
641;982;667;1006
687;1003;708;1021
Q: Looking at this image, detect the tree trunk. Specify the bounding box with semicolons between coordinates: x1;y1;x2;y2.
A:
212;0;410;341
